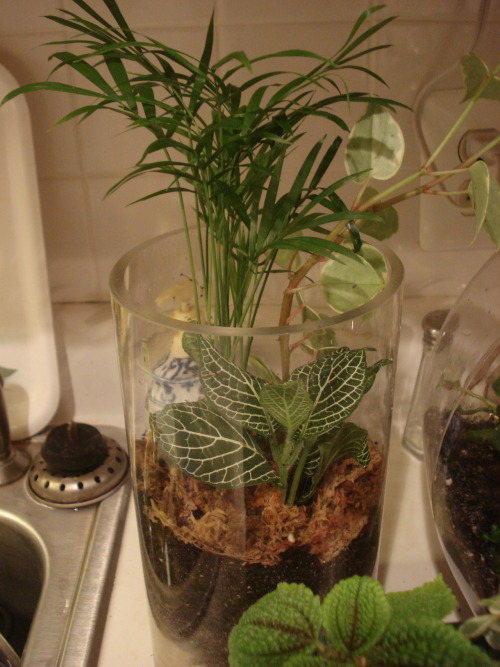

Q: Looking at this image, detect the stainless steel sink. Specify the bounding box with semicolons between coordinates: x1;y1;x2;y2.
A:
0;426;130;666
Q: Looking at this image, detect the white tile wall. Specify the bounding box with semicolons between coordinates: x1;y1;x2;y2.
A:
1;0;498;302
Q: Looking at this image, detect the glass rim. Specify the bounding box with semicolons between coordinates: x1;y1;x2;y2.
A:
109;230;404;337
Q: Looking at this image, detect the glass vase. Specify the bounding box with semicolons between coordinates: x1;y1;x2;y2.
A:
110;230;404;666
422;251;500;614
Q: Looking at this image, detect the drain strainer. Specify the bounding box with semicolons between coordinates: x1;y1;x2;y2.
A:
28;423;129;508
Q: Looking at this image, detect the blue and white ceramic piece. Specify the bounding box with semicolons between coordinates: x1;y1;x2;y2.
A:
148;352;201;410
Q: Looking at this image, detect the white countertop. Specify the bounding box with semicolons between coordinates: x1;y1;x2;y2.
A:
48;296;467;666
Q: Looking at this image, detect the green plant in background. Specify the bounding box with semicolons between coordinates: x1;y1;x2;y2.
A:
2;1;499;500
0;367;16;379
228;575;496;666
2;1;499;374
460;591;500;652
440;375;500;449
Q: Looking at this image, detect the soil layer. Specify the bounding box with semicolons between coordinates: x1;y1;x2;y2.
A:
433;415;500;601
135;436;385;665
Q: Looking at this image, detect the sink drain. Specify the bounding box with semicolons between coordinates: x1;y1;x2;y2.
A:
28;423;129;508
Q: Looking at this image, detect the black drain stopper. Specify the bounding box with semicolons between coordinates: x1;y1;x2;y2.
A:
41;422;108;474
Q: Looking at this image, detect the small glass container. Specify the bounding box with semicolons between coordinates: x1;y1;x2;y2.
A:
402;309;449;459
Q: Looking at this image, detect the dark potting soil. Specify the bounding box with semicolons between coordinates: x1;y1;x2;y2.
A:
139;502;381;666
433;414;500;601
134;438;384;665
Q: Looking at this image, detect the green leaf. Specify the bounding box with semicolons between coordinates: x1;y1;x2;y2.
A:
358;187;399;240
323;576;390;655
469;160;490;240
460;615;499;639
246;354;281;384
149;401;279;488
184;334;273;435
228;583;322;667
323;421;370;468
260;380;314;434
461;53;489;101
320;243;388;313
364;358;392;394
461;53;500;101
290;348;367;437
0;366;16;379
374;617;495;666
344;103;404;183
387;575;457;621
484;176;500;248
267;236;359;262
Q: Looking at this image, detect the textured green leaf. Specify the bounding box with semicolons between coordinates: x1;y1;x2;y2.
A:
260;380;314;433
228;583;322;666
149;401;279;487
283;657;331;666
320;243;387;313
387;575;457;621
358;186;399;240
372;617;495;666
184;333;273;435
290;348;367;436
344;103;404;183
323;576;390;655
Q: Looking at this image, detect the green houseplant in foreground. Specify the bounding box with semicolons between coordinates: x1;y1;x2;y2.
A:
228;575;497;666
4;0;499;663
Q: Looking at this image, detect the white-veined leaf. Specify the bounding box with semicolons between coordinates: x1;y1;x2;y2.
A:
290;348;367;436
184;333;273;434
344;103;404;183
150;400;279;487
260;380;314;433
320;243;387;313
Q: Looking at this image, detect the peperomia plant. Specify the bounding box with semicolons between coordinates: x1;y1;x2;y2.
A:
150;333;384;505
228;575;496;666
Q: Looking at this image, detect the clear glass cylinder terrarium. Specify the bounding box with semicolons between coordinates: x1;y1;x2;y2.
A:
422;252;500;614
110;230;404;666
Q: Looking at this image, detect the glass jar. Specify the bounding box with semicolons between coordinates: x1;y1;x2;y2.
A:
110;230;404;666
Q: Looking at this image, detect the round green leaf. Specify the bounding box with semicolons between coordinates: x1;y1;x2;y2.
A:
322;575;390;655
320;243;387;313
358;187;399;240
344;104;404;183
228;583;322;666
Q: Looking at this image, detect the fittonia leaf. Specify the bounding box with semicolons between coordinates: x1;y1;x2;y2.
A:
260;380;314;434
150;400;279;487
183;332;274;435
151;334;388;503
290;347;367;436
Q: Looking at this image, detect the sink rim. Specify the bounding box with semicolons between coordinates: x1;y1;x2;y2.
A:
0;425;130;666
